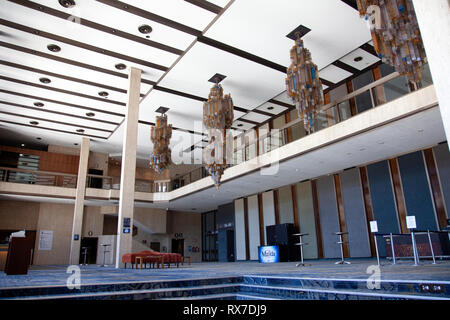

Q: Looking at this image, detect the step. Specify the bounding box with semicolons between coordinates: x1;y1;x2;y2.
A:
0;276;242;299
242;275;450;298
2;283;240;301
239;283;450;300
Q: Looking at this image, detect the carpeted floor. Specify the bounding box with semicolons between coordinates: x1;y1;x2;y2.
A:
1;258;450;288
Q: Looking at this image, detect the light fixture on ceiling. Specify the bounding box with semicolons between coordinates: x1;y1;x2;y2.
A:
267;106;274;110
354;56;363;62
29;121;39;125
34;102;44;107
138;24;152;34
39;77;51;84
237;123;243;127
86;112;95;117
115;63;126;70
76;129;85;133
150;107;172;174
59;0;75;8
21;144;25;147
357;0;427;88
47;44;61;52
98;91;109;97
36;137;42;140
203;74;234;190
286;25;324;133
74;143;79;146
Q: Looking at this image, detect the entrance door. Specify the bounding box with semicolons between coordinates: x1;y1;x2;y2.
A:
171;239;184;256
79;237;98;264
88;169;103;189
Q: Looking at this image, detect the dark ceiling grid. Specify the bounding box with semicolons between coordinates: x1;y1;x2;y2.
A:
0;100;120;126
184;0;223;14
0;75;126;106
0;18;169;72
8;0;184;55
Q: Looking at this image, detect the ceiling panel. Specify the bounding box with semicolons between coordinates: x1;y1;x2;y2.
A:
0;25;165;83
256;102;288;115
1;1;181;68
31;0;197;51
241;112;272;123
158;42;286;110
0;91;123;124
204;0;371;68
339;48;381;71
319;64;353;84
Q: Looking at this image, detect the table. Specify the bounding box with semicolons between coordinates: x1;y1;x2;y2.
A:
292;233;309;267
135;256;165;269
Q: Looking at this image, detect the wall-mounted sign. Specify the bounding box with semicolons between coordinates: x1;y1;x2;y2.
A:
406;216;417;229
38;230;53;251
370;221;378;233
123;218;131;228
175;233;183;239
74;234;79;241
123;228;130;234
258;246;280;263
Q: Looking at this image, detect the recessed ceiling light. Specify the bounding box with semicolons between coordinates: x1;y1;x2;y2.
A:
377;141;385;145
98;91;109;97
30;121;39;125
115;63;126;70
86;112;95;117
47;44;61;52
39;77;51;84
76;129;85;133
418;129;424;133
360;148;366;151
59;0;75;8
354;56;363;62
138;24;152;34
267;106;274;110
21;144;25;147
74;143;79;146
237;124;243;127
34;102;44;107
36;137;42;140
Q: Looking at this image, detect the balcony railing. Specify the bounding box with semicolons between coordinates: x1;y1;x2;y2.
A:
0;167;77;188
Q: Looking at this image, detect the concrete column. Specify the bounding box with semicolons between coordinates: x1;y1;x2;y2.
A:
115;67;142;268
70;137;90;264
412;0;450;149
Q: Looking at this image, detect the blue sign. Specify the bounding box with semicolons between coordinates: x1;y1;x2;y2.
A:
258;246;280;263
123;228;130;234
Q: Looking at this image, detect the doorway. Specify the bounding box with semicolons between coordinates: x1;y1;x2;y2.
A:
88;169;103;189
171;239;184;256
79;237;98;264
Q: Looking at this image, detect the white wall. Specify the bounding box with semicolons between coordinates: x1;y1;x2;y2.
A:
234;198;246;260
247;195;260;260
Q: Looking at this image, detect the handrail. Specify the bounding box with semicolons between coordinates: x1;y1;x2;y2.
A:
0;166;77;177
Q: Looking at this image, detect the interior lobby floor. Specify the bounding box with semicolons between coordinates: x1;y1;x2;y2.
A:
1;258;450;289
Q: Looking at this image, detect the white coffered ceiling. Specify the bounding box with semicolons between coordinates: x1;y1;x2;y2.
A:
0;0;380;160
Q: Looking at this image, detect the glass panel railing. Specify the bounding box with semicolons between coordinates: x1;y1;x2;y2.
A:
0;167;77;188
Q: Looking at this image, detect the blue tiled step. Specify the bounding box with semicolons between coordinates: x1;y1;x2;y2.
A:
243;275;450;299
0;276;242;299
238;283;450;300
3;283;240;300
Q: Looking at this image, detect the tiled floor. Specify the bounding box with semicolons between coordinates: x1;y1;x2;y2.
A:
1;258;450;288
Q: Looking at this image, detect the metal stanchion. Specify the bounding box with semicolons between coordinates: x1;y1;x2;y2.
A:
390;233;396;265
427;230;436;265
411;231;419;266
374;234;380;267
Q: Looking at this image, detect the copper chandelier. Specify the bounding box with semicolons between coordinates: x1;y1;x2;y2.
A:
203;78;234;190
286;33;324;133
356;0;427;87
150;112;172;174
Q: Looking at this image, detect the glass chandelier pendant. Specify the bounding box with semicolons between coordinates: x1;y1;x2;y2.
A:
286;34;324;133
203;82;234;190
357;0;427;88
150;113;172;174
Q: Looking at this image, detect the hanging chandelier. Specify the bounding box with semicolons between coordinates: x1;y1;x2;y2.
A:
356;0;427;87
150;112;172;174
203;78;234;190
286;34;324;133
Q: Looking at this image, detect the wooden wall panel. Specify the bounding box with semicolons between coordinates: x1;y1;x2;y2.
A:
257;194;265;246
359;166;377;256
388;158;409;234
424;148;448;228
333;174;349;257
311;180;324;258
243;197;250;260
273;189;280;225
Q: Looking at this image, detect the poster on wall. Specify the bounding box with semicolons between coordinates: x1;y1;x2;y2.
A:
38;230;53;250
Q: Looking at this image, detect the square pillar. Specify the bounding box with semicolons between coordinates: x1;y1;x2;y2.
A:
115;67;142;268
70;137;90;265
